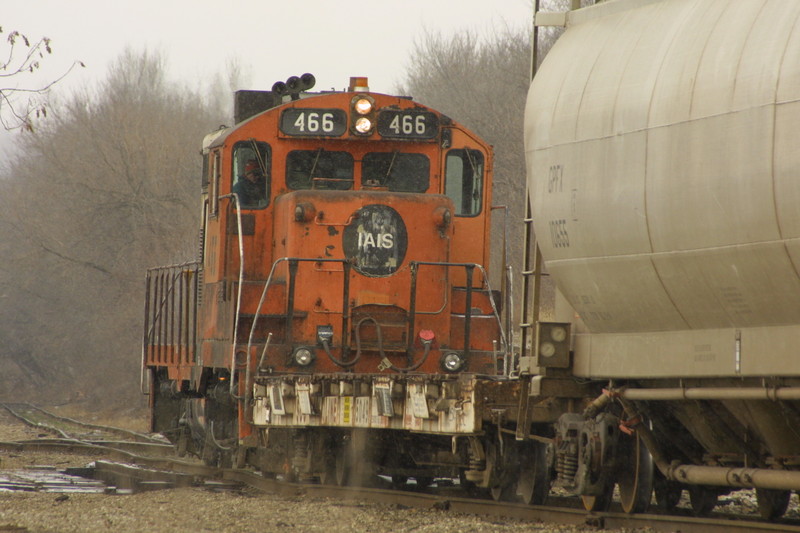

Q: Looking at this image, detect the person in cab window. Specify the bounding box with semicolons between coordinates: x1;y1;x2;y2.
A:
233;159;267;208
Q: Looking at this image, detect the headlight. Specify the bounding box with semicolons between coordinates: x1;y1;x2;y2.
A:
294;202;316;223
354;98;373;115
441;352;465;372
539;342;556;358
293;347;315;366
433;207;451;229
354;117;372;134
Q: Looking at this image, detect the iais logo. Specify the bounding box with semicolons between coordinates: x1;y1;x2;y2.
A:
343;204;408;277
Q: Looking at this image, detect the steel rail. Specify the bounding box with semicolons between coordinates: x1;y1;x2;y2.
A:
2;402;167;444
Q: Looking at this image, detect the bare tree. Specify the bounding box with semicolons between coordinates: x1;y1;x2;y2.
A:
0;27;83;131
0;49;226;404
398;26;531;292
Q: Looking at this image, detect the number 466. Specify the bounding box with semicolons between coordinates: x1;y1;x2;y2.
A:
389;114;425;135
294;112;335;133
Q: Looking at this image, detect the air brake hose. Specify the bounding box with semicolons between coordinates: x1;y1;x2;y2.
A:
323;316;432;372
322;316;377;367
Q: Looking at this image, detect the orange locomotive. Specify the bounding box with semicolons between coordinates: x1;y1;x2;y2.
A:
143;75;527;489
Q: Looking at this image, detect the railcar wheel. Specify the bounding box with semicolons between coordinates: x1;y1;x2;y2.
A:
756;488;791;520
581;484;613;513
653;475;682;512
516;442;549;505
617;435;653;514
458;470;481;497
688;485;718;516
490;480;516;502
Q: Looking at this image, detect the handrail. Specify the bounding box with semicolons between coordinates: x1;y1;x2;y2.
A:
241;256;349;402
218;193;246;399
408;261;508;368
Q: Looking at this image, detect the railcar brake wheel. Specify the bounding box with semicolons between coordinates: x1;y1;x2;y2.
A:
516;441;549;505
617;435;654;513
756;488;791;520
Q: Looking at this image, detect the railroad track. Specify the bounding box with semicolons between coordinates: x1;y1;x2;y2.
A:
2;403;799;533
0;402;173;456
1;402;165;443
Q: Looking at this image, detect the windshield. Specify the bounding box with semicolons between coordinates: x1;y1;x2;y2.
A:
362;152;429;192
286;149;354;190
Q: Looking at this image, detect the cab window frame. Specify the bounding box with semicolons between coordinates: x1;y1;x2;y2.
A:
231;140;271;210
445;148;484;217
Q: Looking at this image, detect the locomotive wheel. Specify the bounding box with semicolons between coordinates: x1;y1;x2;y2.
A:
201;428;220;467
516;442;549;505
487;439;517;502
756;488;791;520
332;443;349;486
327;430;375;487
391;475;409;489
234;445;248;469
175;426;189;458
617;435;654;514
688;485;718;516
414;476;433;490
318;448;340;486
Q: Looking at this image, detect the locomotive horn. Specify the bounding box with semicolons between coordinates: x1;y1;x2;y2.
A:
300;73;316;91
286;76;301;93
271;81;287;95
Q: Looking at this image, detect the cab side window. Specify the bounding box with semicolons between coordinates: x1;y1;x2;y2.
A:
445;149;484;216
232;141;271;209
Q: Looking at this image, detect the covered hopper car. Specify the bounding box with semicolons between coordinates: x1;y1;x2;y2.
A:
525;0;800;519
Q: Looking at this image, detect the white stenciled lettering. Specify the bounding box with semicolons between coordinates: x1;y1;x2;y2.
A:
358;230;394;250
359;232;375;248
378;233;393;248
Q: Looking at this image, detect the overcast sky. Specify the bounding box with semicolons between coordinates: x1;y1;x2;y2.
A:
5;0;532;100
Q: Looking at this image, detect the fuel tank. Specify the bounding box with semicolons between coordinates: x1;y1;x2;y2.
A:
525;0;800;337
